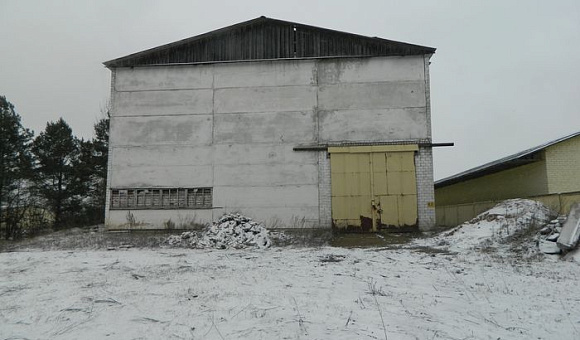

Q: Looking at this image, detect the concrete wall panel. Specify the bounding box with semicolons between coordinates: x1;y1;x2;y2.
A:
318;56;424;84
213;144;318;165
318;82;425;111
319;108;428;142
214;60;315;88
115;65;213;91
115;89;213;116
214;163;318;186
214;86;317;113
213;206;320;228
111;144;317;169
107;209;213;230
214;185;319;208
111;115;212;146
213;111;315;144
111;146;214;167
111;164;212;188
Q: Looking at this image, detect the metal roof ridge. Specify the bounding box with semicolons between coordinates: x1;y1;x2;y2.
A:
104;16;268;68
103;16;436;68
435;131;580;187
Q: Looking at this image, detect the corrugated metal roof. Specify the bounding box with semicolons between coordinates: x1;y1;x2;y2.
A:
435;131;580;188
104;16;436;68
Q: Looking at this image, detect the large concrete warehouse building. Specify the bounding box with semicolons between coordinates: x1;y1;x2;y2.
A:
103;17;438;232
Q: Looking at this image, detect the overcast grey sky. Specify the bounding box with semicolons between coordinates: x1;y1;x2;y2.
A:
1;0;579;180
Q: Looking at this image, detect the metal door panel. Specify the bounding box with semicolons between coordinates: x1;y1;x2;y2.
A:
329;146;418;231
401;171;418;195
380;195;399;226
399;195;418;226
331;153;346;174
331;196;348;220
358;172;372;196
373;170;388;196
400;152;415;171
359;195;373;217
387;172;402;195
386;152;402;171
331;172;344;195
372;152;386;169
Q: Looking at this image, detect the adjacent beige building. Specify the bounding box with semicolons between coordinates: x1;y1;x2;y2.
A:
435;132;580;226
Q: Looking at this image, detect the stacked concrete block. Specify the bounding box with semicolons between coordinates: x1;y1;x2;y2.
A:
416;147;436;230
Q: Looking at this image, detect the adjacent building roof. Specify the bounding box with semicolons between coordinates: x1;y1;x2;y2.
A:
104;16;436;68
435;131;580;189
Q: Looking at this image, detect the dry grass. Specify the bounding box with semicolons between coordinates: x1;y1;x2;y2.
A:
0;226;172;252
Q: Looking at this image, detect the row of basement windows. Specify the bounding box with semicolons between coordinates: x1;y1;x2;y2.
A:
110;188;212;209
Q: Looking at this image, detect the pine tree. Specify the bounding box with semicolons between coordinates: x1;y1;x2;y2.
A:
32;118;80;229
69;116;110;225
73;138;100;225
0;96;33;239
90;117;109;222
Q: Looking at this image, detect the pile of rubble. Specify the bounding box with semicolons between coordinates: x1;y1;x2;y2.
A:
166;213;271;249
410;198;580;259
538;216;566;254
539;203;580;255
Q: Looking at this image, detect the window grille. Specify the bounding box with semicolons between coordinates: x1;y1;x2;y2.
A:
110;188;212;209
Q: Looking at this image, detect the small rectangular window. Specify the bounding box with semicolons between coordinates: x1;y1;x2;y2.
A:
110;187;212;210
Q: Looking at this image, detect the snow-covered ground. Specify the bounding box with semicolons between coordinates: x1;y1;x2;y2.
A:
1;246;579;340
2;202;580;340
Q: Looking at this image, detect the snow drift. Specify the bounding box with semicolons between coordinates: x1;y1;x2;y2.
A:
431;199;557;253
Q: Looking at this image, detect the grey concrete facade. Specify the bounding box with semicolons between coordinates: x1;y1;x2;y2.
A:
106;55;435;230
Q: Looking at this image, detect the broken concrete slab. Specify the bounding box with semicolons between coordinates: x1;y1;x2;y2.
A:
540;239;561;254
557;203;580;250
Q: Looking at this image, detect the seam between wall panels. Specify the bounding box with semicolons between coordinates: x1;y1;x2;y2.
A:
211;65;216;222
314;61;320;144
315;61;321;226
318;151;322;227
116;84;322;92
423;55;432;140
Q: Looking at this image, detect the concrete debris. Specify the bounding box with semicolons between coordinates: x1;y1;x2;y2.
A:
533;206;580;255
557;203;580;250
166;213;271;249
539;239;561;254
538;216;563;254
539;226;552;235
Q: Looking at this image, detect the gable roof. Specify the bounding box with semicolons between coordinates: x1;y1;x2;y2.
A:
104;16;436;68
435;131;580;189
